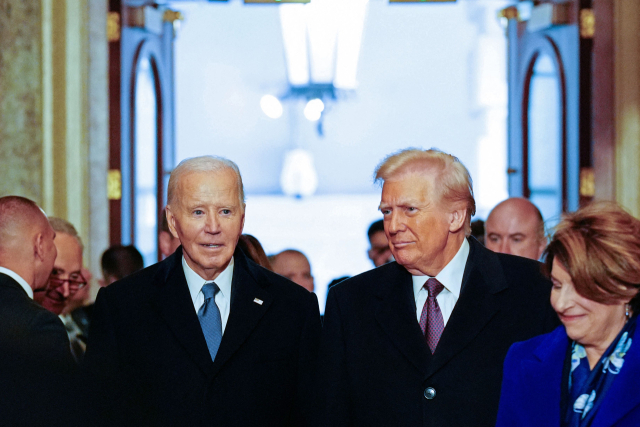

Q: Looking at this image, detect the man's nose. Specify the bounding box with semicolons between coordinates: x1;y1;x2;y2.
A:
61;282;70;298
386;212;404;234
204;214;221;233
499;240;511;255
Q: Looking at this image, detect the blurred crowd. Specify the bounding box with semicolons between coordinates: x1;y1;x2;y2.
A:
2;148;640;427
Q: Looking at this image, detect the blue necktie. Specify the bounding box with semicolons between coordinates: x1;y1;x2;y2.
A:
198;282;223;362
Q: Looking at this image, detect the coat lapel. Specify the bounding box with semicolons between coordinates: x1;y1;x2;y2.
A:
209;250;273;379
524;327;567;427
592;332;640;427
148;249;215;377
426;238;504;378
374;263;432;376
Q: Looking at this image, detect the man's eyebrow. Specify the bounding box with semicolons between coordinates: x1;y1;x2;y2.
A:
508;233;526;238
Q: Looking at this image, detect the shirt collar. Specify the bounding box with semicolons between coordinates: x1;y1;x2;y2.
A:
412;238;470;299
0;266;33;299
182;256;234;302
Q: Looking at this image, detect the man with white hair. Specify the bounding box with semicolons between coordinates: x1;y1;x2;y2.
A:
319;149;558;427
84;156;322;427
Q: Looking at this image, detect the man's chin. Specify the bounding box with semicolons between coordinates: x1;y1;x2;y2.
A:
44;300;66;315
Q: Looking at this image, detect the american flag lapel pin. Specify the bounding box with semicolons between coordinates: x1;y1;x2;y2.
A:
253;298;263;305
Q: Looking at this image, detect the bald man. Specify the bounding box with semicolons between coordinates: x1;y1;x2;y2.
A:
485;198;547;260
0;196;75;427
272;249;315;292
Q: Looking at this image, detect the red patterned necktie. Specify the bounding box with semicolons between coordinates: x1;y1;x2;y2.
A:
419;278;445;354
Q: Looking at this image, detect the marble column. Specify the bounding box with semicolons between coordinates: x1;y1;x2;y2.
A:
0;0;109;299
615;0;640;216
0;1;44;202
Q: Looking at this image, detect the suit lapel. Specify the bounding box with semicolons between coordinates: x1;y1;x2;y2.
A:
426;239;504;378
374;263;432;376
209;251;273;379
148;250;215;377
592;332;640;427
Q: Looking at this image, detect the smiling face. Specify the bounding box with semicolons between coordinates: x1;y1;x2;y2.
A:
550;258;628;353
379;171;465;276
35;233;83;315
166;169;245;281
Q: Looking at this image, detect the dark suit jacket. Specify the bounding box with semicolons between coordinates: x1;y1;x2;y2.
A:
319;237;559;427
0;272;76;427
497;325;640;427
83;247;322;427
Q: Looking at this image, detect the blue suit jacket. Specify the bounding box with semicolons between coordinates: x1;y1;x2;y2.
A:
496;326;640;427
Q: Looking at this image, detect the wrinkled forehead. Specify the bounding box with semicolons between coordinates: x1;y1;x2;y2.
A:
487;205;540;234
176;170;242;204
53;233;83;270
380;170;438;204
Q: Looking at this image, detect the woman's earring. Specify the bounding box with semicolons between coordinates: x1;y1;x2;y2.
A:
626;303;631;320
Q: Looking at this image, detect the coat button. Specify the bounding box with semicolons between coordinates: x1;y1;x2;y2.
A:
424;387;436;400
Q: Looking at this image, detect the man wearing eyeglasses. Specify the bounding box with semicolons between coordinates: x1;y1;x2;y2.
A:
35;217;88;361
35;217;87;315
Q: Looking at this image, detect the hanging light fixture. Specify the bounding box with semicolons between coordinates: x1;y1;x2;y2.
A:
278;0;369;121
274;0;368;198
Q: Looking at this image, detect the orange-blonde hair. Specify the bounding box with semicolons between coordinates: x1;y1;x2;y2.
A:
374;148;476;235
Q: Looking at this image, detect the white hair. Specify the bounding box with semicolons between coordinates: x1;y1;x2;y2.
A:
167;156;245;208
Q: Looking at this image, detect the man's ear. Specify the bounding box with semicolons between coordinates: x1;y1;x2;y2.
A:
165;206;180;239
34;232;46;262
448;206;467;234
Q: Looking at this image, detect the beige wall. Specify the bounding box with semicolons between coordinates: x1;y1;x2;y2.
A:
614;0;640;217
0;0;108;299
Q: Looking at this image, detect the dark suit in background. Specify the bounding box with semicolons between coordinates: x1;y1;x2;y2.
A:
320;237;558;427
0;273;75;427
83;248;321;427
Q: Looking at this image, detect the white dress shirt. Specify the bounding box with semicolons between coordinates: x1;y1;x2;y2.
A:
0;266;33;299
412;238;470;326
182;256;234;334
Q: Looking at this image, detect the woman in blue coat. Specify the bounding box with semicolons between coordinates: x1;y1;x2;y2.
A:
496;202;640;427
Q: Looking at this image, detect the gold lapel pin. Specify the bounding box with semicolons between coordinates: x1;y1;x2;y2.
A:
253;298;264;305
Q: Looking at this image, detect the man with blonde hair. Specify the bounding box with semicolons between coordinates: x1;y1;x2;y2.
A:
84;155;321;427
319;148;558;427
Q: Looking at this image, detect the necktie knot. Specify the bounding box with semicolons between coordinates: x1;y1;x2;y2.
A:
424;278;444;298
202;282;219;300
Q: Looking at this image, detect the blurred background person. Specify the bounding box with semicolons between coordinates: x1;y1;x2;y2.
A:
237;234;272;270
65;244;144;344
470;219;485;245
100;244;144;286
159;207;181;259
272;249;314;292
497;202;640;427
485;197;547;260
367;219;393;267
0;196;75;427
